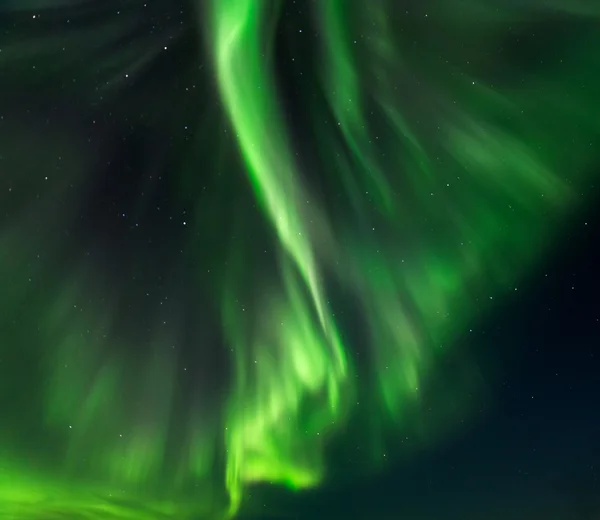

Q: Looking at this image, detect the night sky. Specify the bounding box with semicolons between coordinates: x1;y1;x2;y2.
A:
1;1;599;519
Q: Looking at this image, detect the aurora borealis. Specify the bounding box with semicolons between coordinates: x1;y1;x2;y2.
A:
1;0;600;519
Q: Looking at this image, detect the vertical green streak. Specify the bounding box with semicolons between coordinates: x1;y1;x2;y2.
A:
210;0;349;514
212;0;325;326
317;0;393;213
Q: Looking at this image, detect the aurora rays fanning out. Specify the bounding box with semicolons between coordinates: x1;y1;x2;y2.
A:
1;0;599;519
